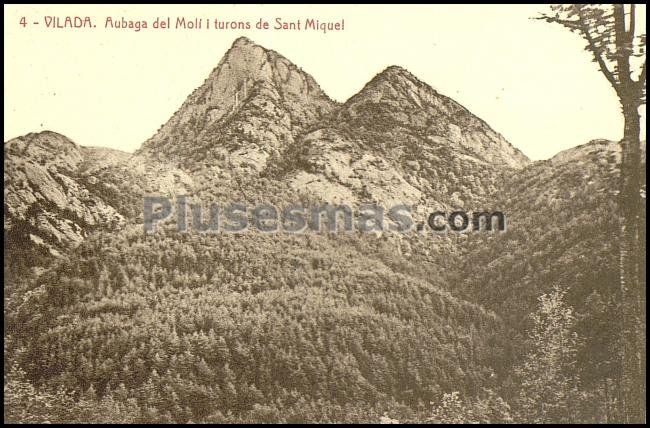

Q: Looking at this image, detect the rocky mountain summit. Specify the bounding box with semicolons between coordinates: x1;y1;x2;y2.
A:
280;65;528;208
338;65;527;168
138;36;337;172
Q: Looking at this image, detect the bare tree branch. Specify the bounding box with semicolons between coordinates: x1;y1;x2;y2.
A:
538;8;621;92
534;14;581;31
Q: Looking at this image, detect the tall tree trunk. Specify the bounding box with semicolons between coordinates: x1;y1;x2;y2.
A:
618;98;645;423
604;378;610;423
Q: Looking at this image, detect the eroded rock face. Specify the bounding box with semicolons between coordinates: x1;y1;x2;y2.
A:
138;37;338;172
4;132;196;258
279;66;529;210
4;132;126;255
340;66;528;168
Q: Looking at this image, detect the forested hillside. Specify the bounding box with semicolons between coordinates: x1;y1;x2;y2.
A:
457;140;646;420
5;225;508;422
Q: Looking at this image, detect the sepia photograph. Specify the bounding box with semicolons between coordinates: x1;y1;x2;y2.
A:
3;3;646;424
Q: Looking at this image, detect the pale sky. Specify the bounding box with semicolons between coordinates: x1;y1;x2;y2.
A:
4;4;646;160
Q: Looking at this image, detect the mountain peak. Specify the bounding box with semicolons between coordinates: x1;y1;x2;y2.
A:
336;65;529;169
340;65;433;114
7;130;75;145
5;130;79;158
226;36;264;58
138;37;337;165
342;65;436;109
231;35;255;47
138;37;527;171
380;65;412;77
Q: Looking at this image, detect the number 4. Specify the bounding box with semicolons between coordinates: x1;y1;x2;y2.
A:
19;17;27;27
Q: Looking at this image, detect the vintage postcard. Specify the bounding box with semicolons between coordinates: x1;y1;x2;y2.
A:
4;4;646;424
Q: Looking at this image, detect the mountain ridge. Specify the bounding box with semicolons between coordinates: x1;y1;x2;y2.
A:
2;37;591;260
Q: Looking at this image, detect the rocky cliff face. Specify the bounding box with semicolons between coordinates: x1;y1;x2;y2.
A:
279;66;528;209
4;132;126;256
138;36;337;172
4;131;195;259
